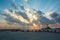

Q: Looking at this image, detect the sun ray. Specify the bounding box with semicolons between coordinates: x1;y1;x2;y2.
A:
47;2;58;13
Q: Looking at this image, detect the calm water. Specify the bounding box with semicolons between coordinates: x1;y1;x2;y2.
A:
0;32;60;40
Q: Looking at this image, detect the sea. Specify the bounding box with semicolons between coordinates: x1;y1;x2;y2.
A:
0;32;60;40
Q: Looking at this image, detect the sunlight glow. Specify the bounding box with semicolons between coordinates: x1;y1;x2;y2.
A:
24;0;28;3
26;23;43;30
44;12;53;20
25;8;38;22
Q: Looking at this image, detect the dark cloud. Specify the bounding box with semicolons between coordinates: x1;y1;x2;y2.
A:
0;9;13;17
5;16;26;26
36;10;60;24
36;10;56;24
37;10;44;15
0;10;28;26
20;5;25;10
10;1;18;9
15;11;29;21
55;18;60;23
38;16;56;24
50;12;60;23
51;12;58;18
8;9;13;13
0;12;10;17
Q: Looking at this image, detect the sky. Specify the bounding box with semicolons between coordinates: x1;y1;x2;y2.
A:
0;0;60;12
0;0;60;29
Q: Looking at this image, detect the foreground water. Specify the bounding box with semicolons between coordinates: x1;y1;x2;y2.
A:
0;32;60;40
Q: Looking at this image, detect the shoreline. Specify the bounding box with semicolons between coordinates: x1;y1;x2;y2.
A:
0;29;60;33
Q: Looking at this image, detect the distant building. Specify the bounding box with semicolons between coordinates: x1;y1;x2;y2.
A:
41;24;52;32
55;28;60;33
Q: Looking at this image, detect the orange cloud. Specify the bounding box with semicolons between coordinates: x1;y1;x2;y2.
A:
0;20;22;29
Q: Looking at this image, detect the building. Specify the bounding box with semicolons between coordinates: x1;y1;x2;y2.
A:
41;24;52;32
55;28;60;33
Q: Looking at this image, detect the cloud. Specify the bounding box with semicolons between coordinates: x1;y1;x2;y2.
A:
0;8;39;26
33;10;56;24
20;5;25;10
51;12;58;18
24;8;38;23
43;12;53;20
15;11;29;21
0;0;60;29
4;9;30;24
39;16;56;24
0;20;22;29
24;0;29;3
10;0;18;9
36;10;44;15
0;8;40;29
0;8;39;28
50;12;60;23
1;8;60;26
33;10;60;24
